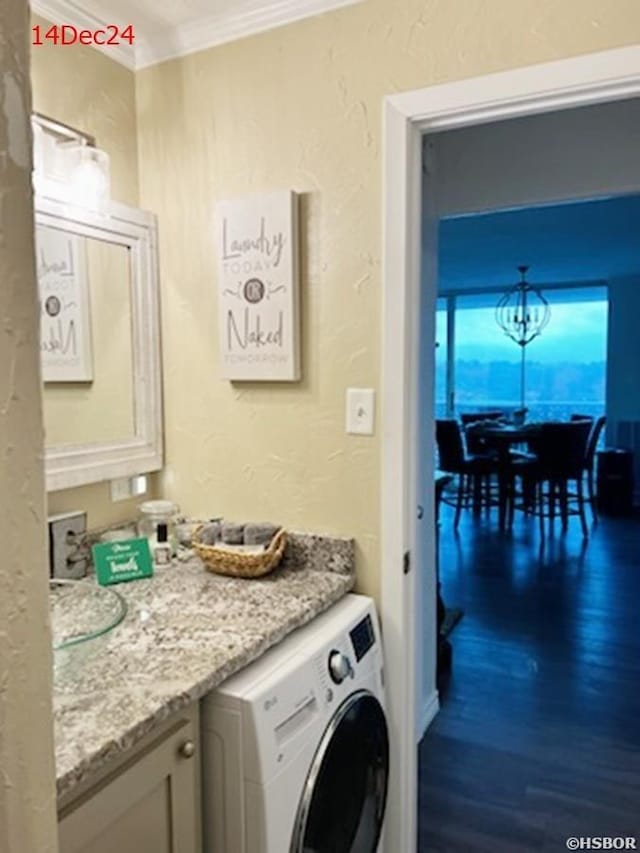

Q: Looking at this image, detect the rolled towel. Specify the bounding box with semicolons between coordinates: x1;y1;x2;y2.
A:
176;522;197;547
221;521;245;544
244;522;279;546
199;521;221;546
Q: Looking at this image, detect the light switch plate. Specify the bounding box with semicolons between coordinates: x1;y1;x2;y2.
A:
131;474;148;497
346;388;375;435
48;511;88;579
110;477;133;502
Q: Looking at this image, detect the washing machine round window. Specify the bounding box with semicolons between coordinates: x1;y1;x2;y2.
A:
290;689;389;853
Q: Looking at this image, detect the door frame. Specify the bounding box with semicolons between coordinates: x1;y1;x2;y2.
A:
380;45;640;853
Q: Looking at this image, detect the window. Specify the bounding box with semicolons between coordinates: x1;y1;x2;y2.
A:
438;286;608;422
454;293;522;416
522;287;607;422
435;298;448;418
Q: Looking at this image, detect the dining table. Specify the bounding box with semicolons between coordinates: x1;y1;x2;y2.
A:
469;422;542;529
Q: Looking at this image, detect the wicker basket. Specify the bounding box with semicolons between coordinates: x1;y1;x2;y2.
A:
192;526;287;578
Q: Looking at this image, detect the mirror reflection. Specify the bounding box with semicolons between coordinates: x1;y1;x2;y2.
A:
38;226;136;448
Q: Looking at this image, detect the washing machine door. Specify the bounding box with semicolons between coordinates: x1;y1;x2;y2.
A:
290;689;389;853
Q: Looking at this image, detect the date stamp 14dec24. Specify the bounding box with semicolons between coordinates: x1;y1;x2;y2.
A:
32;24;134;47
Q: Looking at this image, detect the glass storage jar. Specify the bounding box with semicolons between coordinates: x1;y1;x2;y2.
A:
137;500;179;556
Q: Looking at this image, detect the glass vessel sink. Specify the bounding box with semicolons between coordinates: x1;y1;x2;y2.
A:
50;578;127;650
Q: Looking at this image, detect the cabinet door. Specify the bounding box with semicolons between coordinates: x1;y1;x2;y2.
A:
59;717;199;853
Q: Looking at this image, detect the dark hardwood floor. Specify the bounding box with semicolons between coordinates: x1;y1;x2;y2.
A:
418;505;640;852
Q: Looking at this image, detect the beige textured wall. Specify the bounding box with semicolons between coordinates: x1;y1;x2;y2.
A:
31;14;156;529
137;0;640;597
0;4;58;851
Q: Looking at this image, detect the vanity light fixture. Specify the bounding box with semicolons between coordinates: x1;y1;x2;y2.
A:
67;144;110;212
32;112;111;212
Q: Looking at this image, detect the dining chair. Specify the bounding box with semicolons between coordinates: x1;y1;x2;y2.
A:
460;411;505;455
582;415;607;521
510;420;593;537
435;419;499;529
571;413;595;425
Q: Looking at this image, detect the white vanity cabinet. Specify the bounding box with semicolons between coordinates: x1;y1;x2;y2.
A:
58;705;200;853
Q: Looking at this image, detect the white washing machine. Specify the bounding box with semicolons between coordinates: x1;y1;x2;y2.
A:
201;593;388;853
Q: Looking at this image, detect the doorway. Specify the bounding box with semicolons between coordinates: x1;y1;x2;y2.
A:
380;46;640;853
423;186;640;847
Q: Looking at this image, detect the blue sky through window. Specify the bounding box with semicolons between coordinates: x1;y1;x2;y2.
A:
454;296;607;364
436;287;607;420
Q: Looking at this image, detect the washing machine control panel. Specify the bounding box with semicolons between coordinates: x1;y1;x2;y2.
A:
328;649;354;684
350;614;376;662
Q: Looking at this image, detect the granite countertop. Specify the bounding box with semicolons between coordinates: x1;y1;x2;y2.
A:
54;532;355;800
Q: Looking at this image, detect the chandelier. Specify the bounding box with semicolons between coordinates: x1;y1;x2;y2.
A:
495;265;551;415
495;265;551;346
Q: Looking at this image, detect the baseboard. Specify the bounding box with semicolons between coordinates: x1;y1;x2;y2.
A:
418;690;440;740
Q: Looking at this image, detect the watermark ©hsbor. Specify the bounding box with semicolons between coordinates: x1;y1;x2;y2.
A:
566;839;637;850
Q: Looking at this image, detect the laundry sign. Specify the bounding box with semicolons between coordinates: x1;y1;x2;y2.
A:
36;225;93;382
215;191;300;381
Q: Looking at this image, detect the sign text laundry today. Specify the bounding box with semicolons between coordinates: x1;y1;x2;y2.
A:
216;191;300;381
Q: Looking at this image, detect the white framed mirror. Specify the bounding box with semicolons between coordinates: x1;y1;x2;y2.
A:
36;196;163;491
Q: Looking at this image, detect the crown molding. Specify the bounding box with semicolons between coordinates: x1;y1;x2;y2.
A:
31;0;136;69
135;0;362;68
32;0;361;70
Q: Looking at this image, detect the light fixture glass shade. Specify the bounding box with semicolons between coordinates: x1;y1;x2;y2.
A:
67;144;111;212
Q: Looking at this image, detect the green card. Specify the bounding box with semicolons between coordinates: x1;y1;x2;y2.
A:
92;538;153;586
